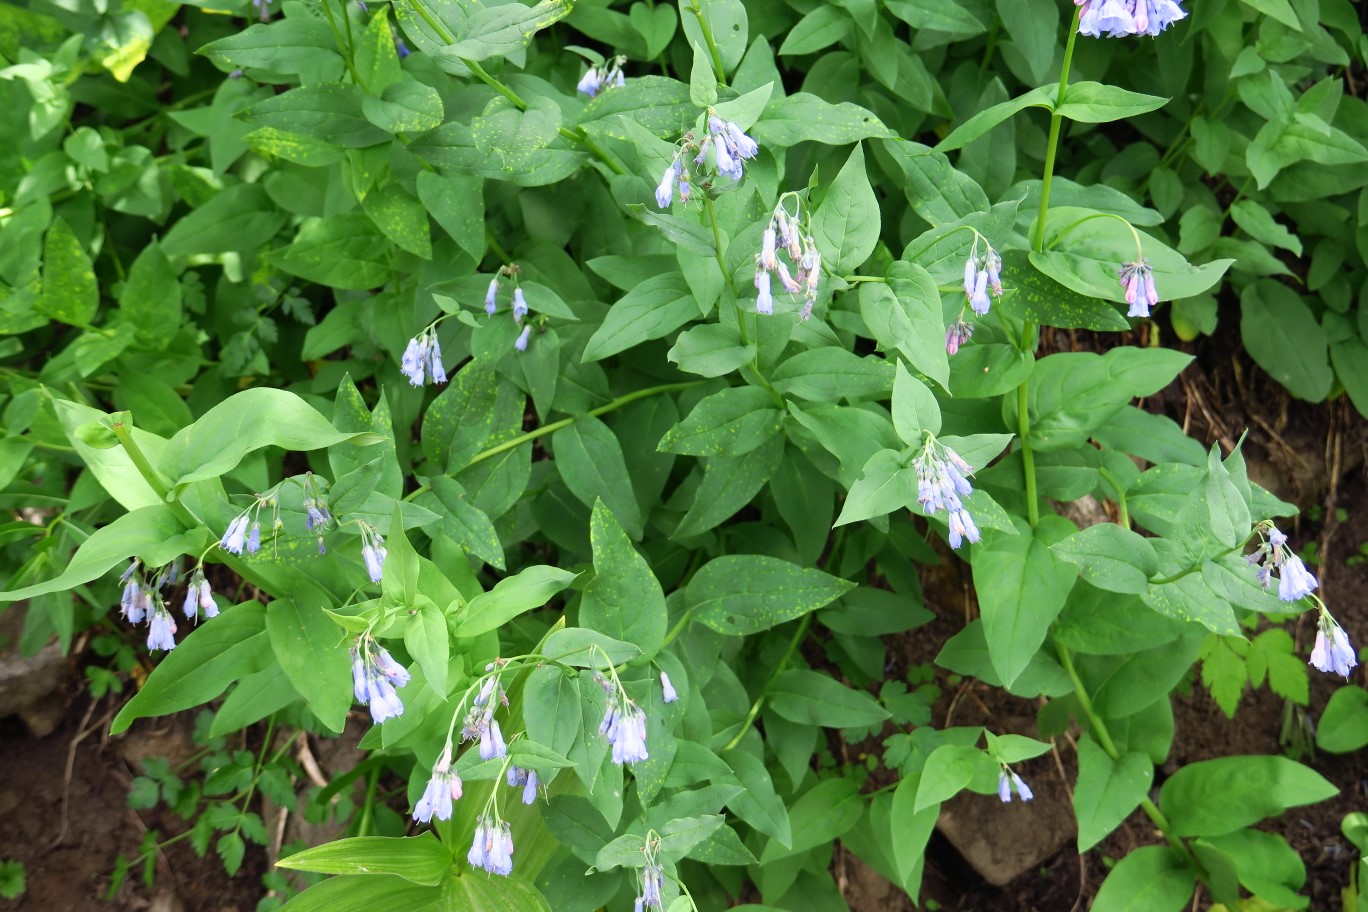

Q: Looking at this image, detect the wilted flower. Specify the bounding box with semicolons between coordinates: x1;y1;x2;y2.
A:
468;815;514;876
414;745;463;823
637;861;665;910
121;572;143;623
351;635;410;724
660;671;678;704
997;768;1034;803
914;440;980;550
246;521;262;554
1309;611;1358;678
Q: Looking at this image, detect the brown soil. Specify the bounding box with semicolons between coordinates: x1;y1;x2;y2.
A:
0;702;264;912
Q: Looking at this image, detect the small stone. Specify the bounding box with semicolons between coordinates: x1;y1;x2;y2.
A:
935;766;1074;886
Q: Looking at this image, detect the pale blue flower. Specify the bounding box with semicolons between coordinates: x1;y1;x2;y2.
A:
603;700;649;765
1310;612;1357;678
147;605;177;652
512;288;528;323
479;719;507;760
655;165;676;208
577;69;604;97
484;278;499;315
998;769;1033;802
514;325;531;352
637;862;664;909
915;443;980;550
660;671;678;704
468;816;514;875
1119;259;1158;318
414;748;462;823
1278;554;1318;602
968;271;991;316
220;514;249;554
755;267;773;316
246;521;261;554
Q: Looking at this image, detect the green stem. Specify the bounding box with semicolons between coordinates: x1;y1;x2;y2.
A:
111;421;175;503
1057;645;1194;860
687;0;728;86
723;614;812;751
1017;383;1039;527
659;606;694;650
1031;8;1080;255
463;381;705;469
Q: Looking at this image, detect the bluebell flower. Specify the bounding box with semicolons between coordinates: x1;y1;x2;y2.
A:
968;271;991;316
401;336;426;385
577;56;626;98
121;577;142;622
468;815;514;876
655;165;676;209
1119;259;1158;318
1248;525;1319;602
1136;0;1187;35
352;637;409;724
485;278;500;315
473;671;505;709
1310;612;1358;678
602;699;649;765
577;68;604;97
401;328;447;386
637;862;664;910
514;325;531;352
1278;554;1318;602
755;267;773;316
251;0;270;22
394;35;410;58
356;0;367;10
759;227;778;271
360;522;387;583
997;769;1033;802
985;249;1003;296
660;671;678;704
1079;0;1134;36
147;604;177;652
220;514;249;554
246;521;262;554
961;240;1002;315
946;318;974;356
479;719;507;760
512;288;528;323
506;766;539;805
414;747;462;823
914;441;981;550
707;115;758;174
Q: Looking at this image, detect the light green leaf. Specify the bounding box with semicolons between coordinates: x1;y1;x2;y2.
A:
689;555;855;635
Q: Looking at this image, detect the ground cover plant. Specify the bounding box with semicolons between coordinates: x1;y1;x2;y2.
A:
1;0;1367;908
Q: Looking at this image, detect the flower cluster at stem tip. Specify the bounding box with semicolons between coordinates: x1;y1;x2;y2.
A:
755;197;822;320
997;766;1034;803
118;558;212;652
655;111;760;207
577;55;626;98
1248;523;1358;677
946;234;1004;356
914;438;981;550
1076;0;1187;37
1119;259;1158;318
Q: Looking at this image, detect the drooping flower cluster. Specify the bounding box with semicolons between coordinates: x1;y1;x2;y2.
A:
1118;259;1158;318
1076;0;1186;37
119;559;222;651
963;242;1002;317
997;767;1034;803
506;766;540;805
577;55;626;98
358;521;387;583
945;318;974;356
401;325;447;387
483;266;537;353
461;665;509;761
220;509;262;556
636;861;665;911
468;814;515;876
654;111;760;207
913;439;981;550
1247;525;1318;602
414;744;463;823
351;635;410;724
755;197;822;319
1310;611;1358;678
598;674;650;764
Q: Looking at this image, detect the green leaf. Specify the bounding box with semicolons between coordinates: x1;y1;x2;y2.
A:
689;555;854;635
198;18;341;75
119;242;181;349
722;750;792;845
1239;281;1333;401
757;778;863;861
688;41;717;106
240;84;390;148
37;218;97;326
452;565;577;638
860;266;949;388
667;324;755;378
658;387;781;457
1159;756;1338;837
1055;81;1168;123
751;93;893;147
523;666;583;759
553;417;643;539
362;80;445;134
267;591;353;732
892;361;940;443
354;7;403;91
1315;686;1368;753
423;357;497;473
767;669;889;727
580;500;667;655
440;0;572;61
935;86;1053;152
674;433;786;537
276;834;453;885
160;388;375;488
914;744;996;812
1074;738;1154;851
405;599;449;696
999;252;1129;331
1141;574;1239;636
362;183;432;258
112;602;271;734
277;874;441;912
583;273;697;362
973;514;1077;686
1238;0;1300;30
811;144;879;273
543;627;641;667
1050;523;1159;594
771;348;894;402
428;477;504;570
1090;846;1195;912
416;171;485;262
268;213;391;290
160;183;288;257
995;0;1058;83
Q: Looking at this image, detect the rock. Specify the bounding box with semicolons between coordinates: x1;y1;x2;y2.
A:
0;606;68;736
935;765;1075;886
149;890;187;912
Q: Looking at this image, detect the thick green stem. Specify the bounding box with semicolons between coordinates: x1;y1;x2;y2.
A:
723;614;812;751
1031;9;1080;254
